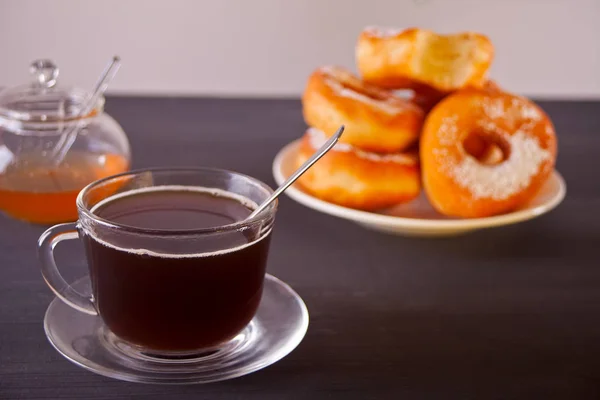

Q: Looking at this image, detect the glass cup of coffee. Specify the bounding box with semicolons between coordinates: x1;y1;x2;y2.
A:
38;167;277;354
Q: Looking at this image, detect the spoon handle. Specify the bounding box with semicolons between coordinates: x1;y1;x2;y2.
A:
247;125;345;220
50;56;122;165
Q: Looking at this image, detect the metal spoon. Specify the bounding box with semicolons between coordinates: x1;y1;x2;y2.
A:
247;125;345;220
49;56;122;165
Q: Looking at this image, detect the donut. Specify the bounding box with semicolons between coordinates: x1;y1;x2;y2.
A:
482;79;502;93
394;79;500;114
356;27;494;93
302;66;424;153
295;128;420;210
420;88;557;218
393;82;447;113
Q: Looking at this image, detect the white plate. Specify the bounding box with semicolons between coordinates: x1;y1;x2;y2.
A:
272;139;566;237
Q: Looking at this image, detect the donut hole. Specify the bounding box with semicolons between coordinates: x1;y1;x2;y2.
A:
340;77;388;101
326;74;401;114
321;67;402;114
322;68;388;102
462;130;510;165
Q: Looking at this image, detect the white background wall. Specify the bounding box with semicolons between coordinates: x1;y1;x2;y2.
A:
1;0;598;99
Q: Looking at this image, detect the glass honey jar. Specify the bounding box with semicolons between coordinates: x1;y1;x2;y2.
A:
0;60;131;224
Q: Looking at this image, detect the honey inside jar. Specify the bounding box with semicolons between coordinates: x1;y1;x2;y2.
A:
0;59;131;224
0;151;129;224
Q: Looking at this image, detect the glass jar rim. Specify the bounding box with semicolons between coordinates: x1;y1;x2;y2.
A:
76;167;277;236
0;88;105;124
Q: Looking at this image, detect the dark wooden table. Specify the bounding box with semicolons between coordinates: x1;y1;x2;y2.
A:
1;97;599;399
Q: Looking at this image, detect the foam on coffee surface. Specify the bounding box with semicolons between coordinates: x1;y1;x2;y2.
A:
88;185;270;258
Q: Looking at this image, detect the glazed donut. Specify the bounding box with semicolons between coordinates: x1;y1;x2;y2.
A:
356;27;494;93
420;88;557;218
302;66;424;153
295;128;420;210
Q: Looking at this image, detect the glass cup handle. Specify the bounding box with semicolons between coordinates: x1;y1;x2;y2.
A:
38;222;98;316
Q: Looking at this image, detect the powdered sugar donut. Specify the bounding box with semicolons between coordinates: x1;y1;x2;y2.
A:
356;27;494;93
295;128;420;210
420;88;557;218
302;66;424;153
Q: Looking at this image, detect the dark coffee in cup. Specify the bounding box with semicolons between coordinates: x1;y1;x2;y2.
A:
81;187;271;351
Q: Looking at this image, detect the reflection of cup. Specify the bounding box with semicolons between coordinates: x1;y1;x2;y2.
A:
39;168;277;353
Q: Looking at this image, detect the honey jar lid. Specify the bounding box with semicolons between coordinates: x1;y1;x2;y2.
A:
0;59;103;124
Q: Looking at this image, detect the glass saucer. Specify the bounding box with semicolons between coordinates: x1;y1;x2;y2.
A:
44;274;309;384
